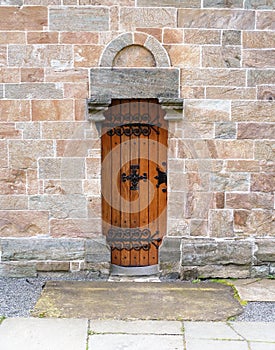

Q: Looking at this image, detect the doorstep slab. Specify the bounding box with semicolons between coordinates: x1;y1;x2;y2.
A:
184;321;242;340
0;318;88;350
32;281;243;321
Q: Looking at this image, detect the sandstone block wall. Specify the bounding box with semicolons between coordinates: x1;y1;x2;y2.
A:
0;0;274;278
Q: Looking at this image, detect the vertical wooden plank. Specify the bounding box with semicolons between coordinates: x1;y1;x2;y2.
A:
156;104;168;250
120;100;132;266
148;100;160;266
138;99;150;266
129;100;140;266
110;100;122;266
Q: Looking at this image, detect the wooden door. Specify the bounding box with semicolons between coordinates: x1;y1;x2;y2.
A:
101;99;167;270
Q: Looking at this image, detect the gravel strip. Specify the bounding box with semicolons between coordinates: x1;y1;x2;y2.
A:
0;276;275;321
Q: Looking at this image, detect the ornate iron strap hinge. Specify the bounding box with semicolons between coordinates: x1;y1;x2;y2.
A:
121;164;147;191
155;167;167;193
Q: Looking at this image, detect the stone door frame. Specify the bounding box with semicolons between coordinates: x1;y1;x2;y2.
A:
87;32;183;274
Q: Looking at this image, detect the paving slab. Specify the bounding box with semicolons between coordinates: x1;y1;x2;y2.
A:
184;321;242;340
230;322;275;342
185;339;249;350
0;318;88;350
250;343;275;350
90;320;183;334
32;281;243;321
88;334;184;350
233;279;275;302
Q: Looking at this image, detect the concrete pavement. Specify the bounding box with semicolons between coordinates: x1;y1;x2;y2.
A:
0;318;275;350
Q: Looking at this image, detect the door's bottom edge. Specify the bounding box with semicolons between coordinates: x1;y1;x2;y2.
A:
110;264;159;276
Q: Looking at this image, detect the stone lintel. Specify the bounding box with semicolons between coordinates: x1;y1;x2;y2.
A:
89;68;180;100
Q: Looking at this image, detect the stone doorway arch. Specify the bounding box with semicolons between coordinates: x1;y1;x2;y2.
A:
87;32;183;275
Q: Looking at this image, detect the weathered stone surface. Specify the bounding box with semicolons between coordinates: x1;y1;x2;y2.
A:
32;100;74;121
203;0;243;7
0;6;47;30
245;0;275;9
86;237;110;263
0;68;20;83
49;7;109;31
0;195;28;210
74;45;103;68
80;0;134;5
209;140;254;159
1;238;85;261
202;46;241;67
36;261;70;272
211;173;249;191
0;210;49;237
178;9;255;29
181;69;246;86
0;84;3;98
231;101;275;121
9;140;54;169
27;31;59;44
21;68;44;82
0;0;23;5
254;141;275;161
45;68;88;83
215;122;236;139
0;169;26;194
0;141;7;168
16;122;40;139
234;209;274;235
39;158;85;179
238;123;275;139
159;237;182;262
181;264;250;279
251;265;270;278
256;239;275;262
137;0;200;7
113;45;156;68
0;100;30;122
9;45;73;68
44;180;82;195
206;87;255;100
42;122;88;139
251;174;275;192
0;123;21;139
0;262;37;278
165;45;200;67
181;239;252;265
60;32;99;45
90;68;180;99
222;30;241;45
247;69;275;86
243;50;275;68
29;194;87;219
257;85;275;101
209;209;233;238
56;140;98;157
225;160;261;172
5;83;63;99
256;11;275;29
190;219;208;236
243;31;275;48
184;29;221;44
163;29;184;44
0;31;25;45
226;193;274;209
185;100;230;121
50;218;101;237
120;8;177;30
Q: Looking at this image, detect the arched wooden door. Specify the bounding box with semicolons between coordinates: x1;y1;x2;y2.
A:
101;99;167;274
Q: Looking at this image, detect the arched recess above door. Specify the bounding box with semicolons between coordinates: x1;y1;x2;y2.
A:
87;32;183;128
99;32;170;68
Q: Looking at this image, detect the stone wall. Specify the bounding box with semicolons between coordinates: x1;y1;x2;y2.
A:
0;0;274;278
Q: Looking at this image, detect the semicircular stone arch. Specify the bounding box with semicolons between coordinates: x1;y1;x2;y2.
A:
99;32;171;68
